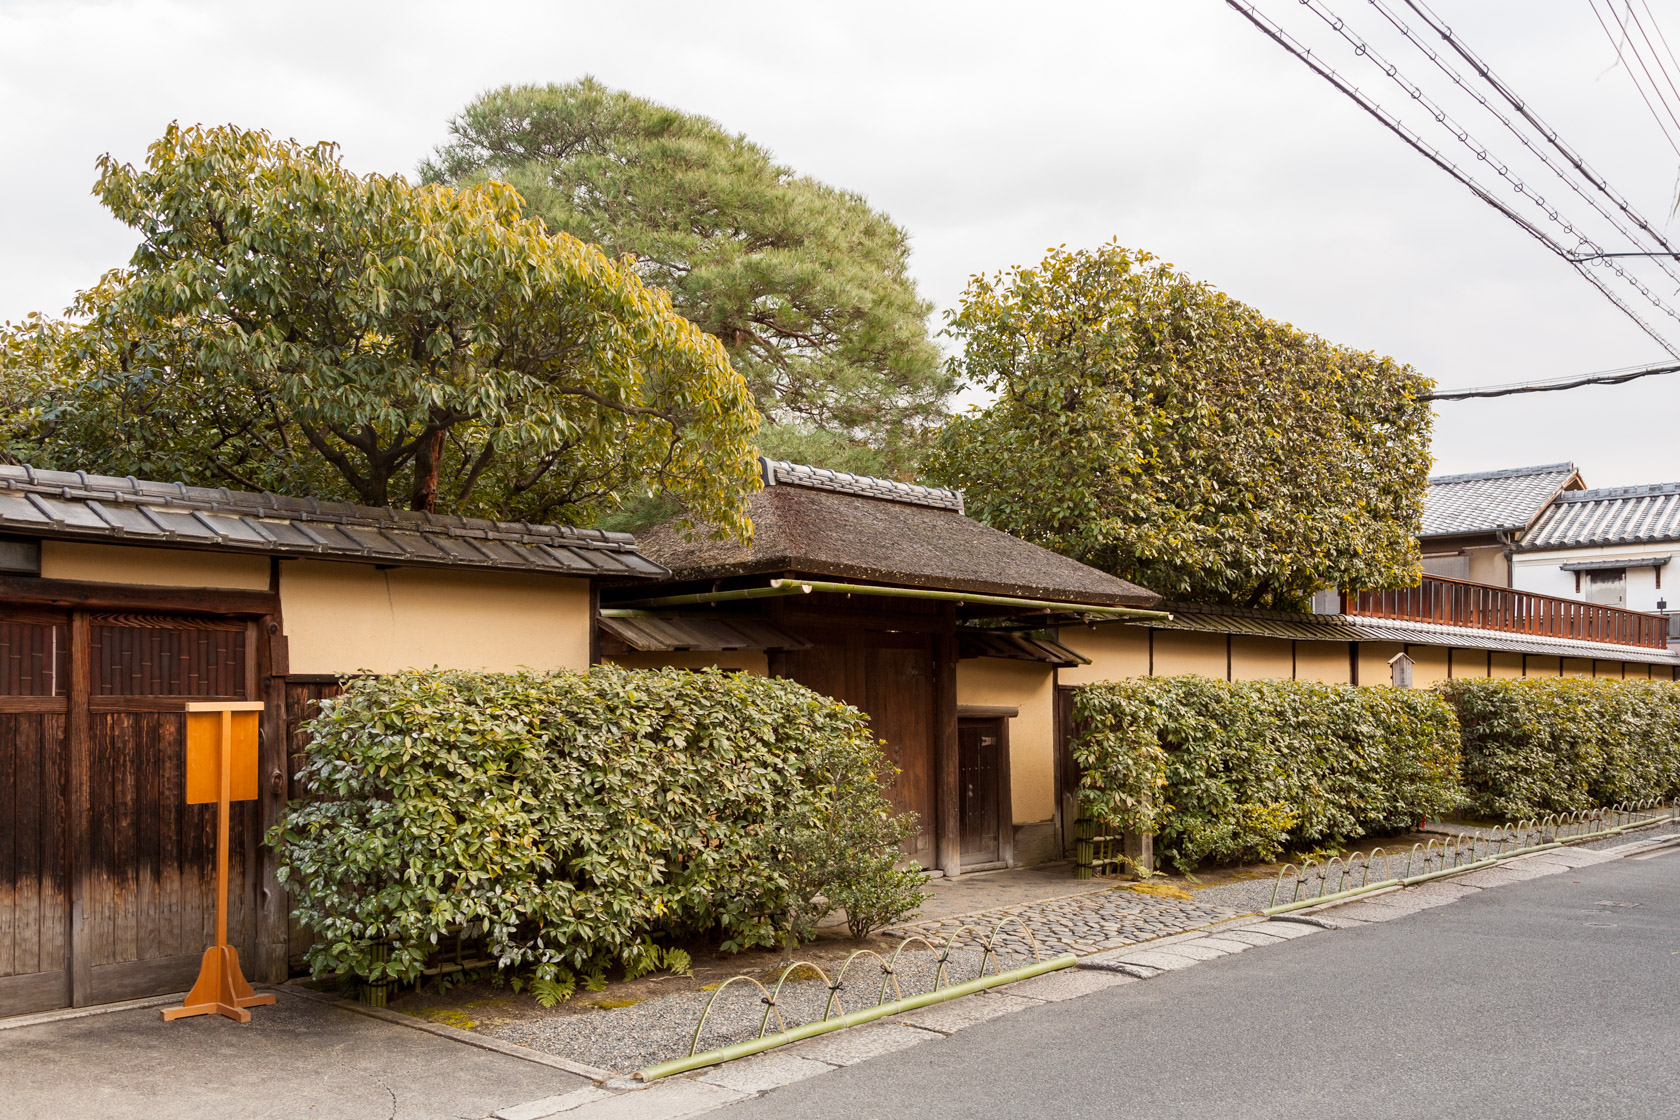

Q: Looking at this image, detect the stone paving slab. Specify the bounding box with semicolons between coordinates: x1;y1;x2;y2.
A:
563;1080;747;1120
696;1053;834;1094
495;1088;616;1119
1108;949;1202;971
1192;936;1255;954
1217;928;1291;947
786;1022;935;1066
896;991;1039;1034
1005;968;1134;1002
1254;920;1322;939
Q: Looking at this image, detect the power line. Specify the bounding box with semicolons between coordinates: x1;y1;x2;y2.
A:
1223;0;1680;358
1284;0;1680;337
1589;0;1680;156
1369;0;1680;295
1400;0;1680;266
1421;360;1680;400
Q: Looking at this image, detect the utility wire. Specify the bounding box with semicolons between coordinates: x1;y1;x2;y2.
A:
1589;0;1680;156
1369;0;1680;292
1400;0;1680;265
1637;0;1680;92
1287;0;1680;335
1624;1;1680;120
1421;360;1680;400
1224;0;1680;357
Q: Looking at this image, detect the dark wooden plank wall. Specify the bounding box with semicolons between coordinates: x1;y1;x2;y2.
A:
0;613;71;1016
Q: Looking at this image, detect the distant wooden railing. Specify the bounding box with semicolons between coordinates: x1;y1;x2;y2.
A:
1342;575;1671;650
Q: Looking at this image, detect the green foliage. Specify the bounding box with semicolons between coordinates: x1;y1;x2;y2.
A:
1072;677;1463;870
422;79;952;476
0;123;760;536
270;666;918;989
924;242;1432;609
1438;678;1680;819
767;740;929;943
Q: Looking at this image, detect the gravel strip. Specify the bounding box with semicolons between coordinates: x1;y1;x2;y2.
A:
493;946;1016;1075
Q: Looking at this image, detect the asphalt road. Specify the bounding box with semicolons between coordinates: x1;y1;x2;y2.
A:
718;846;1680;1120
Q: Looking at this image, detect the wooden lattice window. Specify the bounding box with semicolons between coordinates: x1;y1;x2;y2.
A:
90;614;249;698
0;618;69;697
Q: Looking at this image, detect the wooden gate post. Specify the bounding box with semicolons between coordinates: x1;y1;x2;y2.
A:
161;701;275;1024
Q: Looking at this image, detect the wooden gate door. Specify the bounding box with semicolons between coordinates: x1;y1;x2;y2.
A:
0;611;71;1016
0;610;262;1017
777;629;937;867
957;718;1003;865
77;613;261;1006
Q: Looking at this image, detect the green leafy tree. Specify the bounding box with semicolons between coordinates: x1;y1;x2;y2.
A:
421;79;951;475
925;242;1432;609
0;123;760;535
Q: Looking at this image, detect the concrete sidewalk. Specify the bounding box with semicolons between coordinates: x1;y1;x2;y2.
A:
0;987;588;1120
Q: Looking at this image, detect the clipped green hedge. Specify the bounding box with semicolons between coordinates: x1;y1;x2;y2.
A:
1438;678;1680;819
1072;677;1463;870
271;666;921;992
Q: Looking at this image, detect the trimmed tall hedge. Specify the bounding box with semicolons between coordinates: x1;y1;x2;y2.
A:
271;666;922;992
1072;677;1463;871
1438;678;1680;819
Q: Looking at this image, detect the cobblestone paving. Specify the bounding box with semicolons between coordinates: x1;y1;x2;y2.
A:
883;885;1245;960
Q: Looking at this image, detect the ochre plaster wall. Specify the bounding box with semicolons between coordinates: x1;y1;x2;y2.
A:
280;560;590;675
1524;655;1563;677
1447;649;1488;680
1056;624;1149;686
1294;642;1351;684
1408;646;1451;688
603;651;769;676
1490;652;1524;679
1595;660;1626;679
1357;642;1407;687
1563;658;1594;679
957;658;1056;826
1229;635;1292;681
1150;631;1228;679
41;541;270;590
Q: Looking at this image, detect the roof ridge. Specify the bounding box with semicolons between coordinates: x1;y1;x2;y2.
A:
1427;462;1576;485
1555;480;1680;501
760;458;964;514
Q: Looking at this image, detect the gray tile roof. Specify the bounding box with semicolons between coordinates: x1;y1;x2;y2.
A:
0;465;666;579
761;459;964;513
1133;602;1680;666
1518;482;1680;551
1422;462;1580;539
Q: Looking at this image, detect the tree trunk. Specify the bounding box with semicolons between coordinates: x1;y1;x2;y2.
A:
409;429;446;513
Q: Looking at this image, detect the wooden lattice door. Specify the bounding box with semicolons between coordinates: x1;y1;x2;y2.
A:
0;609;263;1017
77;614;261;1006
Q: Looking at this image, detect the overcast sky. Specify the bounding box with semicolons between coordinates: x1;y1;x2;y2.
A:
3;0;1677;487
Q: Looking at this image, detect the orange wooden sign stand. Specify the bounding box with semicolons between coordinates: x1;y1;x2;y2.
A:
161;701;276;1024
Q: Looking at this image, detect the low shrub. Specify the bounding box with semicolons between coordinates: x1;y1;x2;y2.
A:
1438;678;1680;819
271;666;926;992
1072;677;1463;870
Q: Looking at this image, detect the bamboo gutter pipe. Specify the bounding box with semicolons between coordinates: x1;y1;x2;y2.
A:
612;578;1172;622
